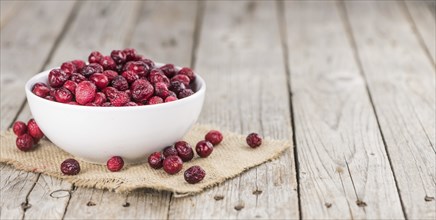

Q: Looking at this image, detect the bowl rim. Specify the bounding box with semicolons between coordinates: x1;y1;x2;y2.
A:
25;63;206;111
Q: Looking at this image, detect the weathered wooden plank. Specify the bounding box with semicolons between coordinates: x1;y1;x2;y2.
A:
404;0;436;63
168;1;299;219
344;1;436;219
0;0;22;29
283;1;404;219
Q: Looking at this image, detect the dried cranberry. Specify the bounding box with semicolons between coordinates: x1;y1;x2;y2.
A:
178;89;194;99
184;165;206;184
111;75;129;91
71;59;86;71
63;80;77;94
48;69;68;88
163;155;183;175
16;133;35;151
100;56;116;70
60;62;76;76
175;141;194;162
92;92;106;106
102;86;118;98
171;74;190;87
107;156;124;172
81;63;103;77
75;81;96;105
32;82;50;97
163;146;178;157
123;61;150;78
195;140;213;158
147;96;163;105
178;67;195;81
123;48;137;61
111;50;126;65
49;88;56;97
102;70;118;81
205;130;223;146
60;158;81;175
27;119;44;140
88;51;103;64
125;89;132;98
164;96;178;102
89;73;109;89
139;59;155;70
109;91;130;106
55;88;73;103
154;82;170;98
246;133;262;148
124;102;138;106
13;121;27;136
131;79;154;102
148;152;164;169
149;69;170;86
169;81;186;94
159;64;177;78
70;73;86;83
121;71;139;84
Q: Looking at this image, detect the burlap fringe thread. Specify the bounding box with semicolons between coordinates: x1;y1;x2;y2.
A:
0;124;290;197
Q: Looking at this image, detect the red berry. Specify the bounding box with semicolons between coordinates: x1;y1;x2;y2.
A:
164;96;178;102
124;102;138;106
71;59;86;71
178;67;195;81
60;62;76;76
121;70;139;84
32;82;50;97
178;89;194;99
195;140;213;158
123;61;150;78
88;51;103;64
147;96;163;105
92;92;106;106
16;134;35;151
13;121;28;136
107;156;124;172
75;81;96;105
63;80;77;95
80;63;103;77
246;133;262;148
60;158;81;175
123;48;137;61
148;152;164;169
100;56;116;70
102;70;118;81
27;119;44;140
205;130;223;146
163;146;178;157
175;141;194;162
131;79;154;102
55;88;73;103
111;75;129;91
89;73;109;90
171;74;190;87
149;69;170;86
159;64;177;78
184;165;206;184
48;69;68;88
169;81;186;94
102;86;118;98
163;156;183;175
111;50;127;65
109;91;130;106
154;82;170;98
70;73;86;83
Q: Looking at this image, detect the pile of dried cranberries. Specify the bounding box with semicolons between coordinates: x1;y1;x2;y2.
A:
32;49;197;106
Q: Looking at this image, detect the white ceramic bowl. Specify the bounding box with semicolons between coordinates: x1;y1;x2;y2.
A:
25;64;206;164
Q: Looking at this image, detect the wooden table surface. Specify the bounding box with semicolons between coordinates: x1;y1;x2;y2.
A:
1;1;435;219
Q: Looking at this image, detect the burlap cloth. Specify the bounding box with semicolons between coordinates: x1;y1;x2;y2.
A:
0;124;290;197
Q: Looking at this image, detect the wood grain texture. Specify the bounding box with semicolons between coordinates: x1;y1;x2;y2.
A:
344;1;436;219
284;1;404;219
168;1;299;219
404;0;436;63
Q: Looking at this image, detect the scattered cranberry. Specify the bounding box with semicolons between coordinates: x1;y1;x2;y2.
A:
205;130;223;146
174;141;194;162
13;121;28;136
184;165;206;184
163;146;178;157
32;82;51;98
63;80;77;94
48;69;68;88
246;133;262;148
147;96;163;105
111;50;126;65
27;119;44;140
55;88;73;103
89;73;109;89
159;64;177;78
164;96;178;102
163;155;183;175
178;67;195;81
100;56;116;70
148;152;164;169
195;140;213;158
75;81;96;105
107;156;124;172
60;158;81;175
16;133;35;151
178;89;194;99
60;62;76;76
88;51;103;64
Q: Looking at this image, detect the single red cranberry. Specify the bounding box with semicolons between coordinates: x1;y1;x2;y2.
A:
175;141;194;162
16;134;35;151
163;155;183;175
131;79;154;102
123;61;150;78
107;156;124;172
70;73;86;83
27;119;44;140
121;70;139;84
60;62;76;76
154;82;170;98
102;70;118;81
32;82;51;97
89;73;109;89
88;51;103;64
163;146;178;157
48;69;68;88
13;121;27;136
71;59;86;71
55;88;73;103
171;74;190;87
246;133;262;148
111;50;127;65
149;69;170;86
139;59;155;70
178;67;195;81
111;75;129;91
133;54;145;61
102;102;112;107
164;96;178;102
195;140;213;158
63;80;77;95
205;130;223;146
148;152;164;169
169;81;186;94
45;96;55;101
60;158;81;175
123;48;137;61
102;86;118;99
124;102;138;106
81;63;103;77
184;165;206;184
100;56;116;70
92;92;106;106
147;96;163;105
75;81;97;105
178;89;194;99
109;91;130;106
159;64;177;78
